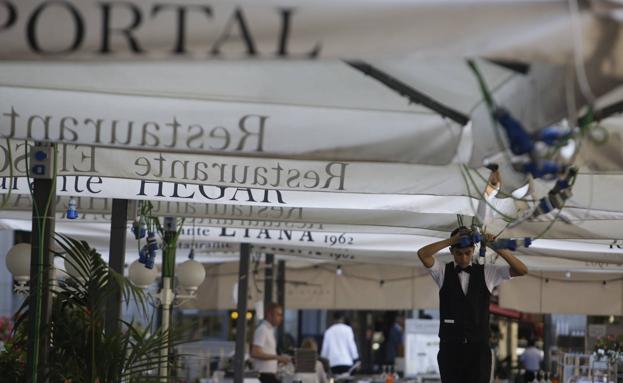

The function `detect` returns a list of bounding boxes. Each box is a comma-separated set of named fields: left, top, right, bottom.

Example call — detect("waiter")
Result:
left=417, top=228, right=528, bottom=383
left=251, top=303, right=291, bottom=383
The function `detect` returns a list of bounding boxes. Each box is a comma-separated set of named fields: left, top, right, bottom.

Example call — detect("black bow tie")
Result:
left=455, top=265, right=472, bottom=274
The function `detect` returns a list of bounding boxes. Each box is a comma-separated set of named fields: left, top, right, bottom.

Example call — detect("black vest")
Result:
left=439, top=262, right=490, bottom=342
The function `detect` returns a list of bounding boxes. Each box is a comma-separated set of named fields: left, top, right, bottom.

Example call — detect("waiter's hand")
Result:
left=277, top=355, right=292, bottom=364
left=449, top=228, right=471, bottom=246
left=484, top=232, right=496, bottom=243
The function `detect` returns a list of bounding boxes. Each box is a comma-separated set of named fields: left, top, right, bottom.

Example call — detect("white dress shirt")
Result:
left=520, top=346, right=543, bottom=371
left=428, top=259, right=511, bottom=294
left=321, top=323, right=359, bottom=367
left=252, top=320, right=278, bottom=373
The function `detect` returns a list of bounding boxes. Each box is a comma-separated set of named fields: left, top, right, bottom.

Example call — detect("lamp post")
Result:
left=159, top=217, right=177, bottom=379
left=28, top=142, right=56, bottom=383
left=126, top=220, right=206, bottom=381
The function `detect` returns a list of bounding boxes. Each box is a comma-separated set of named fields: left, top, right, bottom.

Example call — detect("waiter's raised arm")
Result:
left=417, top=235, right=459, bottom=268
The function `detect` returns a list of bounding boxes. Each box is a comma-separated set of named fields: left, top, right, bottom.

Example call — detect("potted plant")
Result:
left=0, top=234, right=184, bottom=382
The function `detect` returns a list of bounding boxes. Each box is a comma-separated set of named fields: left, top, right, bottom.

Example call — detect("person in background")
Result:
left=385, top=315, right=404, bottom=366
left=321, top=312, right=360, bottom=375
left=251, top=303, right=292, bottom=383
left=301, top=337, right=329, bottom=383
left=521, top=339, right=543, bottom=382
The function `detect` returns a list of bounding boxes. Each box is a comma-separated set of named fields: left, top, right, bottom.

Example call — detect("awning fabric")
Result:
left=0, top=1, right=609, bottom=62
left=1, top=0, right=623, bottom=294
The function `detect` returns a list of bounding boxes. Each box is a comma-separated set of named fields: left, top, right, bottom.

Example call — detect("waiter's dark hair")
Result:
left=332, top=311, right=345, bottom=321
left=450, top=226, right=469, bottom=237
left=450, top=226, right=475, bottom=250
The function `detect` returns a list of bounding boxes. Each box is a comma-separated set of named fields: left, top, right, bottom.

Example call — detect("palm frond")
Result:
left=7, top=234, right=187, bottom=382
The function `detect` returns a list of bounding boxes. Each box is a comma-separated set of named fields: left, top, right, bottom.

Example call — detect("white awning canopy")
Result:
left=1, top=1, right=623, bottom=309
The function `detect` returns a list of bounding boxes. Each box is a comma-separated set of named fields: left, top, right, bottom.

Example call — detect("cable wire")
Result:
left=533, top=203, right=567, bottom=240
left=24, top=141, right=58, bottom=381
left=467, top=60, right=514, bottom=164
left=461, top=165, right=515, bottom=221
left=568, top=0, right=596, bottom=105
left=469, top=166, right=538, bottom=203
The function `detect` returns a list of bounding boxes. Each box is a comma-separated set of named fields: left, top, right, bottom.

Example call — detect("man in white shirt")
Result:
left=251, top=303, right=292, bottom=383
left=321, top=312, right=360, bottom=375
left=520, top=339, right=543, bottom=382
left=417, top=227, right=527, bottom=383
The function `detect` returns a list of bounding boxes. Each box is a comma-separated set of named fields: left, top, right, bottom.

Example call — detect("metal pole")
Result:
left=26, top=149, right=56, bottom=383
left=543, top=314, right=553, bottom=373
left=264, top=253, right=274, bottom=312
left=105, top=199, right=128, bottom=336
left=358, top=312, right=369, bottom=372
left=234, top=243, right=251, bottom=383
left=159, top=217, right=177, bottom=380
left=276, top=260, right=286, bottom=352
left=506, top=320, right=512, bottom=379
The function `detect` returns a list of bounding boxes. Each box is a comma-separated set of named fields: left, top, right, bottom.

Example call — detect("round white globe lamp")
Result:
left=6, top=243, right=31, bottom=282
left=176, top=259, right=206, bottom=294
left=128, top=260, right=158, bottom=289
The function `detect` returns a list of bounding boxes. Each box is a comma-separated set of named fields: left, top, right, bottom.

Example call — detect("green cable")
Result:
left=456, top=214, right=464, bottom=228
left=459, top=164, right=515, bottom=244
left=458, top=164, right=480, bottom=219
left=467, top=60, right=495, bottom=109
left=465, top=61, right=518, bottom=229
left=529, top=168, right=576, bottom=240
left=469, top=166, right=538, bottom=203
left=578, top=107, right=594, bottom=134
left=467, top=61, right=583, bottom=240
left=533, top=202, right=566, bottom=240
left=24, top=141, right=58, bottom=381
left=494, top=221, right=513, bottom=238
left=461, top=165, right=515, bottom=221
left=466, top=60, right=515, bottom=170
left=23, top=142, right=41, bottom=381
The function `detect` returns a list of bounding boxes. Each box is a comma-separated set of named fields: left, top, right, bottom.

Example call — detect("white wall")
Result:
left=499, top=273, right=623, bottom=315
left=187, top=262, right=623, bottom=315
